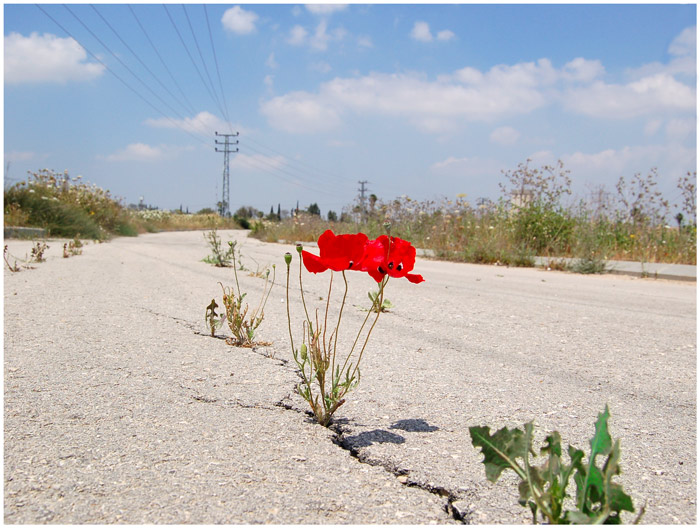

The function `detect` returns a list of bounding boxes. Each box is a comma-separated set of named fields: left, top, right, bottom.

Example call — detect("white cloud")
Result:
left=310, top=61, right=332, bottom=74
left=644, top=119, right=663, bottom=136
left=626, top=26, right=696, bottom=79
left=305, top=4, right=348, bottom=16
left=4, top=32, right=104, bottom=84
left=562, top=58, right=604, bottom=82
left=221, top=6, right=258, bottom=35
left=230, top=153, right=286, bottom=171
left=669, top=26, right=696, bottom=57
left=287, top=21, right=346, bottom=51
left=490, top=126, right=520, bottom=145
left=557, top=144, right=696, bottom=197
left=144, top=111, right=230, bottom=136
left=265, top=53, right=278, bottom=69
left=665, top=118, right=695, bottom=141
left=430, top=156, right=505, bottom=183
left=5, top=151, right=35, bottom=162
left=106, top=143, right=165, bottom=162
left=431, top=156, right=470, bottom=170
left=357, top=35, right=373, bottom=49
left=311, top=20, right=331, bottom=51
left=262, top=52, right=695, bottom=135
left=260, top=92, right=343, bottom=133
left=411, top=21, right=455, bottom=43
left=411, top=21, right=433, bottom=42
left=288, top=25, right=308, bottom=45
left=436, top=29, right=456, bottom=42
left=564, top=73, right=695, bottom=119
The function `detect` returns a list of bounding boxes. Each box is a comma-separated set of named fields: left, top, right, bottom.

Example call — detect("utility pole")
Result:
left=215, top=131, right=239, bottom=217
left=358, top=180, right=369, bottom=223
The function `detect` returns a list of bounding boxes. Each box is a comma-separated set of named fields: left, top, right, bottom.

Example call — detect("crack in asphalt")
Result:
left=182, top=309, right=468, bottom=523
left=330, top=423, right=468, bottom=524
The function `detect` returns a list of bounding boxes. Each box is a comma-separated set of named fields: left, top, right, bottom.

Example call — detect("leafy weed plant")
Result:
left=30, top=241, right=49, bottom=263
left=4, top=246, right=22, bottom=272
left=470, top=405, right=643, bottom=524
left=202, top=229, right=236, bottom=267
left=218, top=245, right=275, bottom=348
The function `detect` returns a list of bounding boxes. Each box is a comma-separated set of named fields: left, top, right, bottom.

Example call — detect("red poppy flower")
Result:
left=358, top=235, right=425, bottom=284
left=302, top=230, right=369, bottom=273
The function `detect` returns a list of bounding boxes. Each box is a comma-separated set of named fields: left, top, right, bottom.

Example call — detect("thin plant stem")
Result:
left=322, top=272, right=333, bottom=357
left=285, top=263, right=295, bottom=355
left=252, top=265, right=275, bottom=323
left=231, top=244, right=242, bottom=294
left=331, top=271, right=349, bottom=379
left=298, top=251, right=312, bottom=331
left=349, top=276, right=387, bottom=381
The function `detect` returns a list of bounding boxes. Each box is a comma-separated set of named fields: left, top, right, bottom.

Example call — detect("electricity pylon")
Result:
left=215, top=131, right=239, bottom=217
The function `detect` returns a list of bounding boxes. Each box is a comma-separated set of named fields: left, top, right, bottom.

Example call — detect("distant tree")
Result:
left=307, top=203, right=321, bottom=216
left=327, top=210, right=338, bottom=222
left=277, top=203, right=281, bottom=221
left=235, top=206, right=259, bottom=219
left=197, top=207, right=216, bottom=215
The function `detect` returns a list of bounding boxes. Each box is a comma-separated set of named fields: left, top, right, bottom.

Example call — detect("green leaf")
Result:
left=469, top=424, right=529, bottom=482
left=590, top=405, right=613, bottom=463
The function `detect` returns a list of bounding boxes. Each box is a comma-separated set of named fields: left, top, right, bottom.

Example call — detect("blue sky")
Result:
left=4, top=3, right=697, bottom=217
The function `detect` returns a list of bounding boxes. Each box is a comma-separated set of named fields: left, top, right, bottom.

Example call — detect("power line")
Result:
left=128, top=4, right=198, bottom=116
left=163, top=5, right=223, bottom=121
left=182, top=5, right=225, bottom=121
left=203, top=4, right=233, bottom=134
left=35, top=4, right=211, bottom=148
left=91, top=5, right=195, bottom=122
left=62, top=4, right=212, bottom=147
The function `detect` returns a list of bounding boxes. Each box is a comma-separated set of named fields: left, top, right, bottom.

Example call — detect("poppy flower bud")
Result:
left=383, top=222, right=392, bottom=234
left=300, top=343, right=307, bottom=361
left=284, top=252, right=292, bottom=266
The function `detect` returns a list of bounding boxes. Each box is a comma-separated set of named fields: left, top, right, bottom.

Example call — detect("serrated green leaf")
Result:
left=469, top=425, right=529, bottom=482
left=590, top=405, right=613, bottom=463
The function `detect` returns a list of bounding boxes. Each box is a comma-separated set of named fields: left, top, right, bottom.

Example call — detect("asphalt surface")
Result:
left=4, top=230, right=696, bottom=524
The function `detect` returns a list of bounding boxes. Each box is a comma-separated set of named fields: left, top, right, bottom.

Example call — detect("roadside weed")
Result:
left=470, top=406, right=643, bottom=524
left=202, top=229, right=236, bottom=267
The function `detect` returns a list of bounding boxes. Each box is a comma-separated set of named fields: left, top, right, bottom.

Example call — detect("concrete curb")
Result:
left=293, top=242, right=696, bottom=282
left=4, top=226, right=47, bottom=239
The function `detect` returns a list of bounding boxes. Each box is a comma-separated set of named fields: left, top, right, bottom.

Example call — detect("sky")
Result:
left=3, top=3, right=697, bottom=217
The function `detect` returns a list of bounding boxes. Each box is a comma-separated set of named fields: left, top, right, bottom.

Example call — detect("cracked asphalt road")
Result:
left=4, top=230, right=696, bottom=524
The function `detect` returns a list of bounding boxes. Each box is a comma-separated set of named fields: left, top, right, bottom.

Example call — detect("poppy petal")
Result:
left=405, top=273, right=425, bottom=284
left=302, top=251, right=328, bottom=273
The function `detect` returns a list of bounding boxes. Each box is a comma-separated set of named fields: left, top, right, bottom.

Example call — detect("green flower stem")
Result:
left=231, top=243, right=241, bottom=294
left=298, top=250, right=312, bottom=332
left=349, top=276, right=387, bottom=381
left=285, top=260, right=295, bottom=355
left=322, top=272, right=333, bottom=357
left=331, top=271, right=349, bottom=380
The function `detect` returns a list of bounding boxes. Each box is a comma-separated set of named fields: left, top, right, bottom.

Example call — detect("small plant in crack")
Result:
left=469, top=405, right=644, bottom=524
left=365, top=289, right=394, bottom=313
left=202, top=228, right=236, bottom=267
left=63, top=237, right=83, bottom=258
left=4, top=245, right=22, bottom=272
left=205, top=298, right=224, bottom=337
left=285, top=226, right=424, bottom=427
left=218, top=244, right=275, bottom=348
left=30, top=241, right=49, bottom=263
